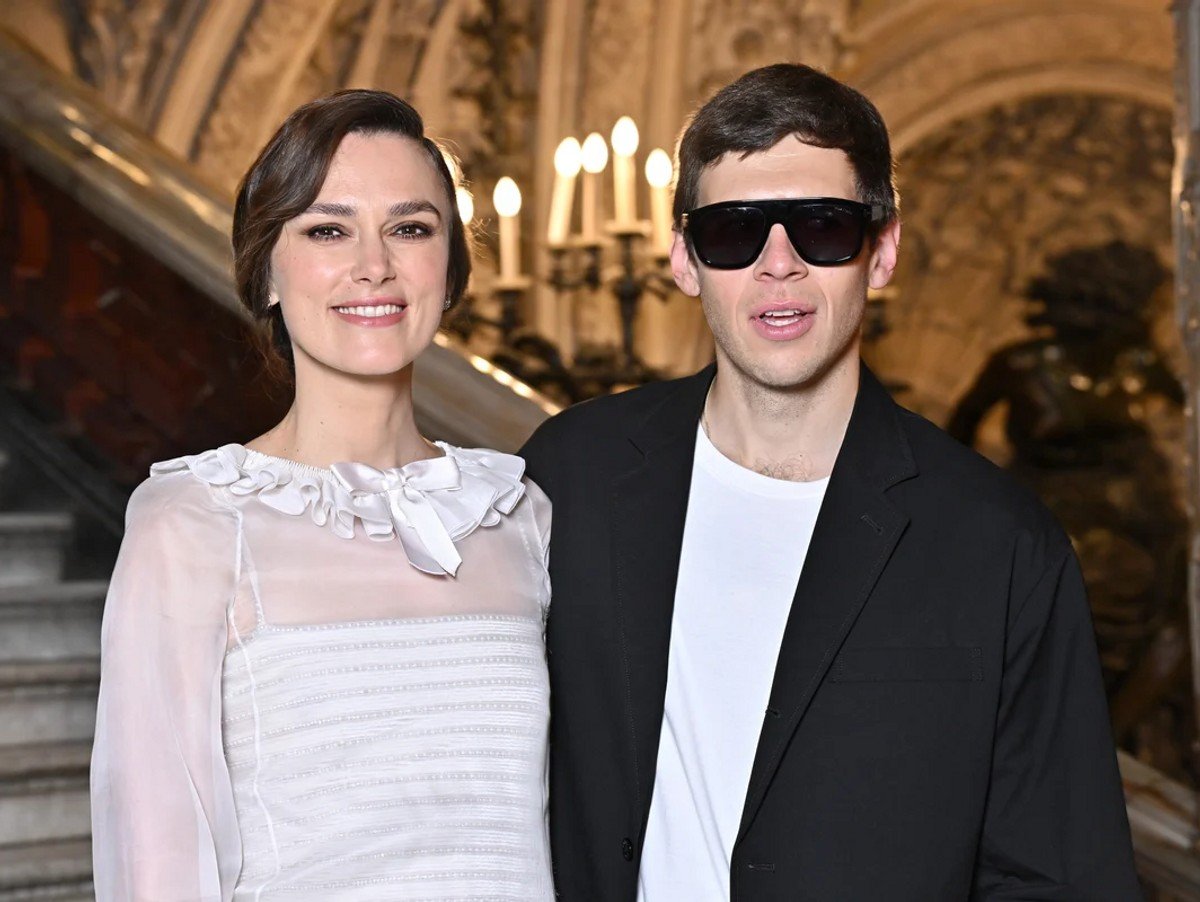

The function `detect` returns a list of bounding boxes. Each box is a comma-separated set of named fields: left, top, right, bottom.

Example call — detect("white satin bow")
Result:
left=331, top=455, right=465, bottom=576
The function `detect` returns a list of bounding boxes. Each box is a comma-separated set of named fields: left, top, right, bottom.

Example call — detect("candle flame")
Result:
left=611, top=116, right=639, bottom=157
left=554, top=137, right=582, bottom=177
left=581, top=132, right=609, bottom=173
left=439, top=147, right=463, bottom=186
left=645, top=149, right=672, bottom=188
left=493, top=177, right=522, bottom=217
left=456, top=187, right=475, bottom=224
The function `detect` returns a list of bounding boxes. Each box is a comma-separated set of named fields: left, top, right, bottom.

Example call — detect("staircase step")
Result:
left=0, top=515, right=73, bottom=587
left=0, top=741, right=91, bottom=781
left=0, top=583, right=105, bottom=662
left=0, top=837, right=92, bottom=899
left=0, top=661, right=98, bottom=747
left=0, top=742, right=90, bottom=847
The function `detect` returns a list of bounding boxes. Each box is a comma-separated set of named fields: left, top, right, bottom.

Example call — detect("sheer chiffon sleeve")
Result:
left=526, top=476, right=552, bottom=569
left=91, top=472, right=242, bottom=901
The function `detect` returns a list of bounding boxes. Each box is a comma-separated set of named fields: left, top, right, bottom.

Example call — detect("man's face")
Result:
left=671, top=136, right=899, bottom=393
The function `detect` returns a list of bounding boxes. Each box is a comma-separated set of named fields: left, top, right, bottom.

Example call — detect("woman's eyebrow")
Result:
left=388, top=199, right=441, bottom=218
left=302, top=202, right=355, bottom=217
left=299, top=200, right=442, bottom=218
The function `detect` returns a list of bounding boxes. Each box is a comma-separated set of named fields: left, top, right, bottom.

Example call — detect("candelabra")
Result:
left=550, top=226, right=676, bottom=382
left=451, top=116, right=682, bottom=403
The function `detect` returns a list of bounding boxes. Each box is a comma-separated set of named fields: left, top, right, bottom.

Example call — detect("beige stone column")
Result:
left=1173, top=0, right=1200, bottom=794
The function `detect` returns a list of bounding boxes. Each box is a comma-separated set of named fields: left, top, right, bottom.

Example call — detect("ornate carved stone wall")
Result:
left=685, top=0, right=850, bottom=104
left=0, top=0, right=1175, bottom=381
left=872, top=95, right=1176, bottom=426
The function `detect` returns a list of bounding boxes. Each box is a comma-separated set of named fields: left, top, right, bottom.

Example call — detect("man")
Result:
left=521, top=64, right=1140, bottom=901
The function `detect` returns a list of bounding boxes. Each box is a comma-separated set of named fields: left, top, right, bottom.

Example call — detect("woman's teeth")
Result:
left=335, top=304, right=404, bottom=317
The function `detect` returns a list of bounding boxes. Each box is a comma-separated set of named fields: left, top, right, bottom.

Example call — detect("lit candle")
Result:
left=610, top=116, right=639, bottom=227
left=548, top=137, right=582, bottom=247
left=456, top=186, right=475, bottom=225
left=580, top=132, right=608, bottom=244
left=440, top=148, right=462, bottom=187
left=493, top=177, right=521, bottom=280
left=645, top=148, right=673, bottom=258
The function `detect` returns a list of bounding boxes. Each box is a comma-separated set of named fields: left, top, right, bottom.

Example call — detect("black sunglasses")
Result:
left=681, top=198, right=887, bottom=269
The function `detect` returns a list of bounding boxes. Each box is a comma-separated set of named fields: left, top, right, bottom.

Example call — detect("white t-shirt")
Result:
left=637, top=425, right=828, bottom=902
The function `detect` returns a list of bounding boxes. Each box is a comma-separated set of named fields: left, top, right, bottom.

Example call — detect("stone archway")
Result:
left=523, top=0, right=1174, bottom=372
left=871, top=94, right=1175, bottom=425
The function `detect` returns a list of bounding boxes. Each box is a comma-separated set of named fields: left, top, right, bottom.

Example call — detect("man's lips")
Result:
left=749, top=302, right=816, bottom=340
left=750, top=301, right=816, bottom=326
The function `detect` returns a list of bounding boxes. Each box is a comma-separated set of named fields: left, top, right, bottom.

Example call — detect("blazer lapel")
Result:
left=737, top=366, right=917, bottom=841
left=610, top=365, right=714, bottom=835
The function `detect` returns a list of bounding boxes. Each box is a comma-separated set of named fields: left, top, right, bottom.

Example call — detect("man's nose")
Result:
left=754, top=223, right=808, bottom=279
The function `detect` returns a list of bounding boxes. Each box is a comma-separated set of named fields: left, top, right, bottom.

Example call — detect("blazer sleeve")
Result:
left=519, top=418, right=561, bottom=501
left=972, top=528, right=1142, bottom=901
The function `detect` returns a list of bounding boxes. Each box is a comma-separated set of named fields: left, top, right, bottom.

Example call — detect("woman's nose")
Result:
left=351, top=234, right=395, bottom=283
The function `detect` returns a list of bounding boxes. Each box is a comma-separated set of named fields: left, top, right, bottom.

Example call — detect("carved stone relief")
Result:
left=370, top=0, right=447, bottom=93
left=872, top=94, right=1175, bottom=430
left=448, top=0, right=540, bottom=180
left=685, top=0, right=850, bottom=106
left=280, top=0, right=377, bottom=119
left=854, top=6, right=1172, bottom=152
left=62, top=0, right=197, bottom=124
left=580, top=0, right=654, bottom=130
left=190, top=0, right=332, bottom=190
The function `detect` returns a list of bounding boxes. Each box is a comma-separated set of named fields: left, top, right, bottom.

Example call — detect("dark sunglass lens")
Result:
left=787, top=205, right=864, bottom=264
left=691, top=207, right=766, bottom=268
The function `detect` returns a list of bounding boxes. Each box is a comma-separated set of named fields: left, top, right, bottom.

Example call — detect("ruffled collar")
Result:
left=150, top=443, right=526, bottom=578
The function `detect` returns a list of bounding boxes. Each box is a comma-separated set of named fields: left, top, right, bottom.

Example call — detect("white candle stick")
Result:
left=610, top=116, right=639, bottom=227
left=493, top=177, right=522, bottom=280
left=580, top=132, right=608, bottom=243
left=645, top=148, right=673, bottom=258
left=548, top=137, right=582, bottom=247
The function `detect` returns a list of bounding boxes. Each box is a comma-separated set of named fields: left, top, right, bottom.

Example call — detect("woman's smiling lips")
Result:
left=749, top=300, right=817, bottom=341
left=331, top=297, right=409, bottom=327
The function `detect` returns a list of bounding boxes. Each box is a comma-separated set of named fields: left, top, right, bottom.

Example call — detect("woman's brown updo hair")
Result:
left=232, top=90, right=471, bottom=380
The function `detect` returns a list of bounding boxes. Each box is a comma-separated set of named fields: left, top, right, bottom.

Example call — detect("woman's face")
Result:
left=270, top=132, right=452, bottom=379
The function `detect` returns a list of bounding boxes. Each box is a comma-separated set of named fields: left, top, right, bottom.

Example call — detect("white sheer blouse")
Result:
left=90, top=442, right=553, bottom=901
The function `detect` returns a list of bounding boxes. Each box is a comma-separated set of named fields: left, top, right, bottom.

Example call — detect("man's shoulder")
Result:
left=527, top=370, right=699, bottom=448
left=893, top=402, right=1061, bottom=539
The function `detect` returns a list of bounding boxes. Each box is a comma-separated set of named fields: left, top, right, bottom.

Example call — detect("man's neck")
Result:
left=703, top=357, right=859, bottom=482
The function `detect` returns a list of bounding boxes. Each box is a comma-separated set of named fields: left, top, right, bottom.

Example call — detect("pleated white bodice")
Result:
left=223, top=616, right=552, bottom=900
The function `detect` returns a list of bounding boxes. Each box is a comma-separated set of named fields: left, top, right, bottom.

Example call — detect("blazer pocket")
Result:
left=829, top=645, right=983, bottom=683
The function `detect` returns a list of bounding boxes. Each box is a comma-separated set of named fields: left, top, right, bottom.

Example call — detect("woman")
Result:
left=90, top=91, right=553, bottom=900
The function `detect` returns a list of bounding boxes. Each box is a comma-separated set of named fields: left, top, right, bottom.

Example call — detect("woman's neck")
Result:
left=247, top=361, right=439, bottom=470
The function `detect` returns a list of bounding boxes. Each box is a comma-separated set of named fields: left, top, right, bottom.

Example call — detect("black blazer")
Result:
left=521, top=363, right=1141, bottom=902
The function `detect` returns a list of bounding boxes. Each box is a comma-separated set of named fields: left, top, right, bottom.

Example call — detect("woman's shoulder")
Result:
left=124, top=445, right=244, bottom=535
left=434, top=442, right=529, bottom=512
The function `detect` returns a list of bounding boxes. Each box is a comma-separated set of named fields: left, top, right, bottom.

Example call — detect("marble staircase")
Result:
left=0, top=438, right=111, bottom=901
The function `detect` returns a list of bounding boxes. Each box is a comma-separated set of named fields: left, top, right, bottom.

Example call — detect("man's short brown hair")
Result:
left=673, top=64, right=898, bottom=229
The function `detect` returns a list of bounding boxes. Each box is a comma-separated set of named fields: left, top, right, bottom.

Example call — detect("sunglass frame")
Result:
left=680, top=197, right=888, bottom=269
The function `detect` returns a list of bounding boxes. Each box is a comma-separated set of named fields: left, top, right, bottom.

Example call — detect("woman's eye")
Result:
left=394, top=222, right=434, bottom=239
left=306, top=224, right=344, bottom=241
